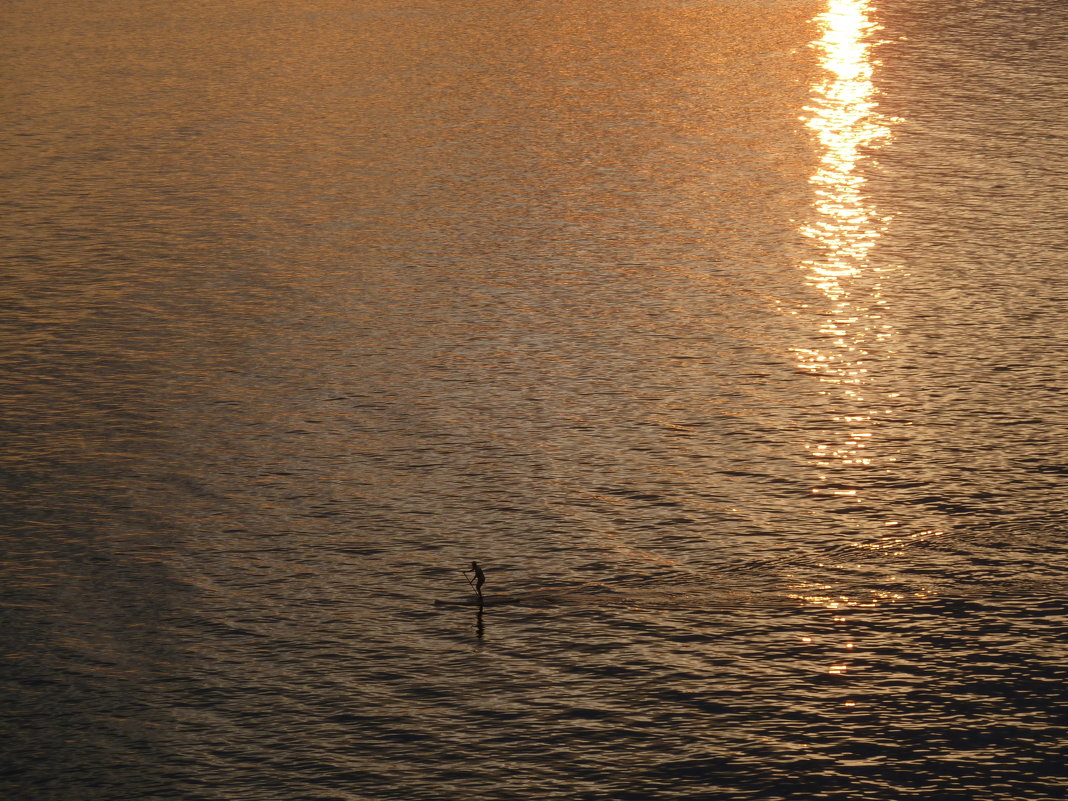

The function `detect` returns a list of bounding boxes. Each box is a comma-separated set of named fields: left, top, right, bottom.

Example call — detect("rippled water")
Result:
left=2, top=1, right=1066, bottom=799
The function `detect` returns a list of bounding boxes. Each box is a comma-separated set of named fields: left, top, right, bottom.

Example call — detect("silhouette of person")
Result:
left=470, top=561, right=485, bottom=598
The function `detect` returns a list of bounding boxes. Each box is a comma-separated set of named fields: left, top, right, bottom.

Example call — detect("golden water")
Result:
left=2, top=1, right=1065, bottom=799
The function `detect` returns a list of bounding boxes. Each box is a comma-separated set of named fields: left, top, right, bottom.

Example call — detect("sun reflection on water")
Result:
left=801, top=0, right=887, bottom=296
left=795, top=0, right=893, bottom=483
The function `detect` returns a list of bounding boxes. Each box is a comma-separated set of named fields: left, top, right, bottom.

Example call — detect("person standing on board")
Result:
left=470, top=561, right=485, bottom=600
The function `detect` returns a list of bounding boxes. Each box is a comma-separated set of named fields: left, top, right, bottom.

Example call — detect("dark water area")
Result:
left=1, top=1, right=1065, bottom=799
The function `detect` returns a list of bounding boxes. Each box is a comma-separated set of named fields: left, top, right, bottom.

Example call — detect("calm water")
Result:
left=2, top=0, right=1066, bottom=799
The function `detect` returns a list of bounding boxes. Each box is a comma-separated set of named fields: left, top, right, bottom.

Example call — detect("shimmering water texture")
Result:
left=1, top=1, right=1066, bottom=800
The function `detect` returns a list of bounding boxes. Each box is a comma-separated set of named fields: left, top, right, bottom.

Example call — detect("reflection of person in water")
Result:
left=470, top=561, right=485, bottom=599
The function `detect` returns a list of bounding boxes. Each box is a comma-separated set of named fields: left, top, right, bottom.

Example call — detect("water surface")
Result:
left=1, top=1, right=1065, bottom=799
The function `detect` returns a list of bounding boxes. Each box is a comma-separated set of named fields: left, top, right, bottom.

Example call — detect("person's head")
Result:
left=471, top=561, right=478, bottom=570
